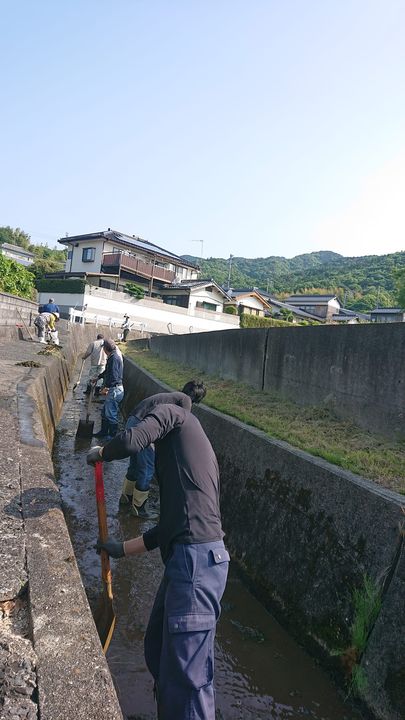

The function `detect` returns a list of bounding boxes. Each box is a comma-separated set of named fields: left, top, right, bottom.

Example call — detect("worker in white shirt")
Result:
left=82, top=333, right=107, bottom=395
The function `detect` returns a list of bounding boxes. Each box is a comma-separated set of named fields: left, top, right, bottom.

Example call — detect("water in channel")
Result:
left=52, top=376, right=365, bottom=720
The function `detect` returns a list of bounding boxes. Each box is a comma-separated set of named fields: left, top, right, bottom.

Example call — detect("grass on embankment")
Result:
left=123, top=344, right=405, bottom=495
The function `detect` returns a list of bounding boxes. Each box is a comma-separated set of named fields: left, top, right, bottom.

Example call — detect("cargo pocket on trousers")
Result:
left=168, top=613, right=216, bottom=690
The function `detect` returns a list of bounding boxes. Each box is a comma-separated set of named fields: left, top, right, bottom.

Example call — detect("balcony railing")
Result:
left=102, top=253, right=176, bottom=283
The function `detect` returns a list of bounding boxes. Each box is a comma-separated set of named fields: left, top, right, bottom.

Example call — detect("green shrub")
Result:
left=0, top=255, right=36, bottom=299
left=224, top=305, right=237, bottom=314
left=124, top=282, right=145, bottom=299
left=240, top=314, right=292, bottom=328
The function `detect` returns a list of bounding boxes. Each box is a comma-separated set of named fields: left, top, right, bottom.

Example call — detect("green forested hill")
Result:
left=182, top=250, right=405, bottom=311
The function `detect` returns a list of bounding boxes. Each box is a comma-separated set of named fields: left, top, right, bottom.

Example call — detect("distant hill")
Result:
left=181, top=250, right=405, bottom=311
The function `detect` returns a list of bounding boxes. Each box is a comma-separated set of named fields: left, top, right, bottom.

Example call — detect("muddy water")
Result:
left=53, top=379, right=365, bottom=720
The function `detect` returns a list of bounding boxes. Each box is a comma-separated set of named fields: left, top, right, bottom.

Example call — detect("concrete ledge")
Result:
left=123, top=355, right=405, bottom=720
left=0, top=324, right=123, bottom=720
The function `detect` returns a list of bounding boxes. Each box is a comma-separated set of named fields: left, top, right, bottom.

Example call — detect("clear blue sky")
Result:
left=1, top=1, right=405, bottom=259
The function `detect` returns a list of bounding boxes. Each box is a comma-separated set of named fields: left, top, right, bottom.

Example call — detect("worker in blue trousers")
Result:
left=93, top=339, right=123, bottom=439
left=87, top=388, right=229, bottom=720
left=119, top=380, right=207, bottom=519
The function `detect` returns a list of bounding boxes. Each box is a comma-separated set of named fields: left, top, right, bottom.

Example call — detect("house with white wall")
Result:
left=0, top=243, right=34, bottom=267
left=285, top=294, right=341, bottom=320
left=160, top=279, right=232, bottom=313
left=225, top=289, right=270, bottom=316
left=41, top=230, right=239, bottom=334
left=55, top=229, right=199, bottom=294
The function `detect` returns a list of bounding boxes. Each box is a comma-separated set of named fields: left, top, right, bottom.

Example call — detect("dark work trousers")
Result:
left=144, top=540, right=230, bottom=720
left=125, top=415, right=155, bottom=491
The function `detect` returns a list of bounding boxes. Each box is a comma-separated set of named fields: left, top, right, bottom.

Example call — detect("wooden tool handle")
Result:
left=94, top=461, right=112, bottom=588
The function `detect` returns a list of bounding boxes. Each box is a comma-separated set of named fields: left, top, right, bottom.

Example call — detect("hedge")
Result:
left=240, top=314, right=292, bottom=328
left=36, top=278, right=86, bottom=294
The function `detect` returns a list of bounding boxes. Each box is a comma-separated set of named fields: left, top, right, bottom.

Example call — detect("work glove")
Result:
left=95, top=538, right=125, bottom=559
left=86, top=446, right=103, bottom=465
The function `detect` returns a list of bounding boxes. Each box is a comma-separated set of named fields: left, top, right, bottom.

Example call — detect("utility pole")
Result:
left=227, top=255, right=234, bottom=290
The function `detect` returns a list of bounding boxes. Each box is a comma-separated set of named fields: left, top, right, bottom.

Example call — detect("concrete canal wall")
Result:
left=0, top=323, right=124, bottom=720
left=149, top=323, right=405, bottom=439
left=122, top=356, right=405, bottom=720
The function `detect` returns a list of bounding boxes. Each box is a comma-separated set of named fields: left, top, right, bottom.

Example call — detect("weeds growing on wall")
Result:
left=341, top=574, right=382, bottom=697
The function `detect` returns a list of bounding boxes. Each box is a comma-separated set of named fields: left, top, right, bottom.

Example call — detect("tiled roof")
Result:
left=162, top=279, right=233, bottom=300
left=371, top=307, right=404, bottom=314
left=286, top=294, right=338, bottom=304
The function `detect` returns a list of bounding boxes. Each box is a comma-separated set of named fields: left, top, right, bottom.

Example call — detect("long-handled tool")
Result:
left=93, top=461, right=116, bottom=653
left=73, top=358, right=85, bottom=391
left=75, top=387, right=95, bottom=438
left=16, top=308, right=35, bottom=342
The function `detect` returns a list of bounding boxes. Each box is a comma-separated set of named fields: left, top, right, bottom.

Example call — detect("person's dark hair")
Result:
left=181, top=379, right=206, bottom=404
left=103, top=339, right=116, bottom=353
left=96, top=333, right=104, bottom=340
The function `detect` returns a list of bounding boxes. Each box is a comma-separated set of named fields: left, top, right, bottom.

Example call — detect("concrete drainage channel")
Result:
left=1, top=327, right=401, bottom=720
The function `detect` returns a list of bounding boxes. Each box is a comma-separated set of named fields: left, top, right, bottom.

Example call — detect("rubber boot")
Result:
left=93, top=416, right=109, bottom=438
left=119, top=476, right=135, bottom=507
left=130, top=488, right=159, bottom=519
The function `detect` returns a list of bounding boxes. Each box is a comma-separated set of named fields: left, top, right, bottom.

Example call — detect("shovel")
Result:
left=93, top=461, right=116, bottom=653
left=73, top=358, right=85, bottom=391
left=75, top=387, right=95, bottom=438
left=16, top=308, right=35, bottom=342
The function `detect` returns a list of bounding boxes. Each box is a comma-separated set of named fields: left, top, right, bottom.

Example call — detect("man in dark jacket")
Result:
left=93, top=339, right=123, bottom=438
left=87, top=400, right=229, bottom=720
left=119, top=380, right=207, bottom=519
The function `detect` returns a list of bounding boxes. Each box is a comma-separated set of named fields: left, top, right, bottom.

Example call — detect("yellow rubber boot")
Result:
left=118, top=477, right=135, bottom=507
left=130, top=488, right=159, bottom=519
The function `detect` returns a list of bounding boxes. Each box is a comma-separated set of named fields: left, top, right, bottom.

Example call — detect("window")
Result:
left=82, top=247, right=96, bottom=262
left=67, top=250, right=72, bottom=260
left=163, top=295, right=189, bottom=308
left=196, top=301, right=217, bottom=312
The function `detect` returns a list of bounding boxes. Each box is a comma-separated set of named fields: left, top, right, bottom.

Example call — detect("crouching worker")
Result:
left=119, top=380, right=207, bottom=519
left=87, top=398, right=229, bottom=720
left=93, top=339, right=123, bottom=439
left=33, top=311, right=57, bottom=344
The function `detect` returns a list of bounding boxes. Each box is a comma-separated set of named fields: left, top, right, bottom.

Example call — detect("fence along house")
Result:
left=55, top=229, right=199, bottom=295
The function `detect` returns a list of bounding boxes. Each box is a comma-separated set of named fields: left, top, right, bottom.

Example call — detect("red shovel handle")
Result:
left=94, top=461, right=112, bottom=586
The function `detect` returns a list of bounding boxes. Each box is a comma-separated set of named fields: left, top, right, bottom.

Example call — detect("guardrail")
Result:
left=69, top=308, right=148, bottom=335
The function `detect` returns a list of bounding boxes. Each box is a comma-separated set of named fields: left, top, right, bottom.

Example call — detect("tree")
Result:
left=0, top=226, right=31, bottom=250
left=396, top=269, right=405, bottom=308
left=0, top=255, right=35, bottom=299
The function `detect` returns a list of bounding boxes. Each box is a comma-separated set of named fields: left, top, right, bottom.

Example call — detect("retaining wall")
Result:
left=122, top=356, right=405, bottom=720
left=150, top=323, right=405, bottom=438
left=0, top=322, right=123, bottom=720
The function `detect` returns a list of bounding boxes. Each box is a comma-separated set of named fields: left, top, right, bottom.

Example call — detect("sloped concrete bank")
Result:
left=149, top=324, right=405, bottom=439
left=122, top=356, right=405, bottom=720
left=0, top=324, right=123, bottom=720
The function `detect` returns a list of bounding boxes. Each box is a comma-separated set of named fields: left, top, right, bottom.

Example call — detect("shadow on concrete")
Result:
left=4, top=487, right=62, bottom=519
